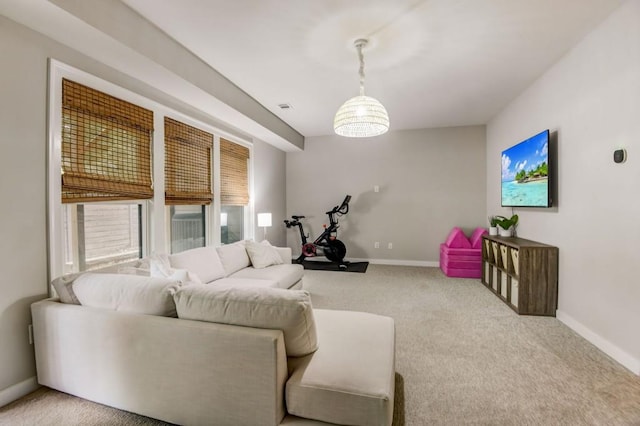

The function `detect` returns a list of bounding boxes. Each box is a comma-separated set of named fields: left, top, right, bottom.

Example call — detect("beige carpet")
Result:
left=2, top=265, right=639, bottom=425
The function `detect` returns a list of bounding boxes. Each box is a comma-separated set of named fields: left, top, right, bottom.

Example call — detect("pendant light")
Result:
left=334, top=39, right=389, bottom=137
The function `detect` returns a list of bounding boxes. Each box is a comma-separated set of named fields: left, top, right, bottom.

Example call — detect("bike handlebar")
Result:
left=326, top=195, right=351, bottom=215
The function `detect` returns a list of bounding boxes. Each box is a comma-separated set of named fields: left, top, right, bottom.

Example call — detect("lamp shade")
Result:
left=257, top=213, right=272, bottom=228
left=334, top=95, right=389, bottom=138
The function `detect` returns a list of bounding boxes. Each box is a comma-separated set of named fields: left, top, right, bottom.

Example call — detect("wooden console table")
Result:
left=481, top=235, right=558, bottom=316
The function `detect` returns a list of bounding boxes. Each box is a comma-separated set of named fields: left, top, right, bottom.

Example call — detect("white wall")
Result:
left=0, top=16, right=49, bottom=406
left=0, top=15, right=288, bottom=405
left=253, top=139, right=287, bottom=247
left=286, top=126, right=487, bottom=264
left=486, top=0, right=640, bottom=374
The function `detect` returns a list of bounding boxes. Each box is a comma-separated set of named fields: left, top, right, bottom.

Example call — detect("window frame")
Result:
left=48, top=59, right=254, bottom=286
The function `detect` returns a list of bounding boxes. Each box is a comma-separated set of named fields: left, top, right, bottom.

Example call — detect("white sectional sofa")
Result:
left=32, top=242, right=396, bottom=426
left=164, top=240, right=305, bottom=289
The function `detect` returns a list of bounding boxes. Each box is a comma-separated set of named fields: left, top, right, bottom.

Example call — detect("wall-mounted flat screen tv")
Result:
left=501, top=129, right=552, bottom=207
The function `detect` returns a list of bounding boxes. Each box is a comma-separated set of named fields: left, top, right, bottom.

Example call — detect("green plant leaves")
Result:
left=494, top=214, right=519, bottom=230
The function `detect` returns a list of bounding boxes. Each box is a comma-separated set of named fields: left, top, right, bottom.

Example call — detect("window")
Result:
left=49, top=62, right=255, bottom=279
left=63, top=203, right=142, bottom=273
left=169, top=205, right=205, bottom=254
left=164, top=117, right=213, bottom=253
left=220, top=138, right=250, bottom=244
left=57, top=79, right=153, bottom=272
left=220, top=205, right=244, bottom=244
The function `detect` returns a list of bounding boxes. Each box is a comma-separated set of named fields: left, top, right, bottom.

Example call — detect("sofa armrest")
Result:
left=275, top=246, right=293, bottom=264
left=31, top=298, right=288, bottom=426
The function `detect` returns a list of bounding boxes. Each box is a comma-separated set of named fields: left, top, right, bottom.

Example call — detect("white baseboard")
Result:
left=349, top=258, right=440, bottom=268
left=0, top=376, right=39, bottom=408
left=556, top=310, right=640, bottom=376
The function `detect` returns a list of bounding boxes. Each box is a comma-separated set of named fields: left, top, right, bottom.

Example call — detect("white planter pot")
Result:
left=498, top=227, right=512, bottom=237
left=489, top=227, right=498, bottom=236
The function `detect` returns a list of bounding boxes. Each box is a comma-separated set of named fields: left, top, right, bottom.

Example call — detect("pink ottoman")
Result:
left=439, top=227, right=487, bottom=278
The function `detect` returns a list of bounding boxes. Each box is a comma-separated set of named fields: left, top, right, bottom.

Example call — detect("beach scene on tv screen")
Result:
left=501, top=130, right=549, bottom=207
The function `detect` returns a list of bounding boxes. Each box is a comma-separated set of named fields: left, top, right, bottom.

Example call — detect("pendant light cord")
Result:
left=355, top=39, right=367, bottom=96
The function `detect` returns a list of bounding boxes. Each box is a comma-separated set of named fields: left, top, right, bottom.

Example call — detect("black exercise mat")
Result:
left=298, top=260, right=368, bottom=273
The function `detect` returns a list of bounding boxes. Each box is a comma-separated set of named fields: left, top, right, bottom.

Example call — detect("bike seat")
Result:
left=292, top=215, right=305, bottom=220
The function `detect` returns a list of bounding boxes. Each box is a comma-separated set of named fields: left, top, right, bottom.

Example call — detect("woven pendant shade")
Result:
left=334, top=39, right=389, bottom=138
left=334, top=95, right=389, bottom=137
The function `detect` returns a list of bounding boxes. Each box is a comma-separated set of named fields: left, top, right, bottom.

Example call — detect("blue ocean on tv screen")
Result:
left=502, top=180, right=548, bottom=206
left=501, top=130, right=549, bottom=207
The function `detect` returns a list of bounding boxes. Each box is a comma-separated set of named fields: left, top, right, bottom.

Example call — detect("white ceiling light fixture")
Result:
left=334, top=38, right=389, bottom=138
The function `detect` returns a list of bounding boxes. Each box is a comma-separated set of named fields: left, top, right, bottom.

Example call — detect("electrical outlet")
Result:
left=28, top=324, right=33, bottom=345
left=388, top=243, right=393, bottom=249
left=374, top=242, right=380, bottom=248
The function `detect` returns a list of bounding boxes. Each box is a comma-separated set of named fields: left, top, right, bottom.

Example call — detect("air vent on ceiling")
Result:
left=278, top=103, right=293, bottom=110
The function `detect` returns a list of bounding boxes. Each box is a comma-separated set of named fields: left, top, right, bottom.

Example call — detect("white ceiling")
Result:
left=120, top=0, right=624, bottom=137
left=0, top=0, right=624, bottom=141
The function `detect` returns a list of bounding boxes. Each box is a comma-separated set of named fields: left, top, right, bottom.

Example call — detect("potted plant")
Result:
left=488, top=216, right=499, bottom=236
left=495, top=214, right=518, bottom=237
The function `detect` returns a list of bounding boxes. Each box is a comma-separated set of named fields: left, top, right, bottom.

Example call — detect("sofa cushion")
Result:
left=229, top=264, right=304, bottom=289
left=286, top=309, right=395, bottom=426
left=469, top=227, right=488, bottom=249
left=216, top=241, right=251, bottom=276
left=439, top=244, right=482, bottom=257
left=245, top=240, right=285, bottom=269
left=173, top=285, right=318, bottom=357
left=443, top=227, right=471, bottom=249
left=72, top=273, right=182, bottom=317
left=169, top=246, right=225, bottom=284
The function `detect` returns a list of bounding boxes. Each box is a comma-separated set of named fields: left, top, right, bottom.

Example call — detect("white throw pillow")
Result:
left=51, top=272, right=84, bottom=304
left=245, top=240, right=285, bottom=269
left=173, top=285, right=318, bottom=357
left=73, top=273, right=182, bottom=317
left=169, top=246, right=225, bottom=284
left=149, top=253, right=202, bottom=284
left=216, top=240, right=251, bottom=276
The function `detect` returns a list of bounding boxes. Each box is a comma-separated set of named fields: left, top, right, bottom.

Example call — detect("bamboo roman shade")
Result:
left=220, top=138, right=250, bottom=206
left=164, top=117, right=213, bottom=205
left=61, top=79, right=154, bottom=203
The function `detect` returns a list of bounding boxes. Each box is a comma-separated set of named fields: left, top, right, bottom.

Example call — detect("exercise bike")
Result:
left=284, top=195, right=351, bottom=266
